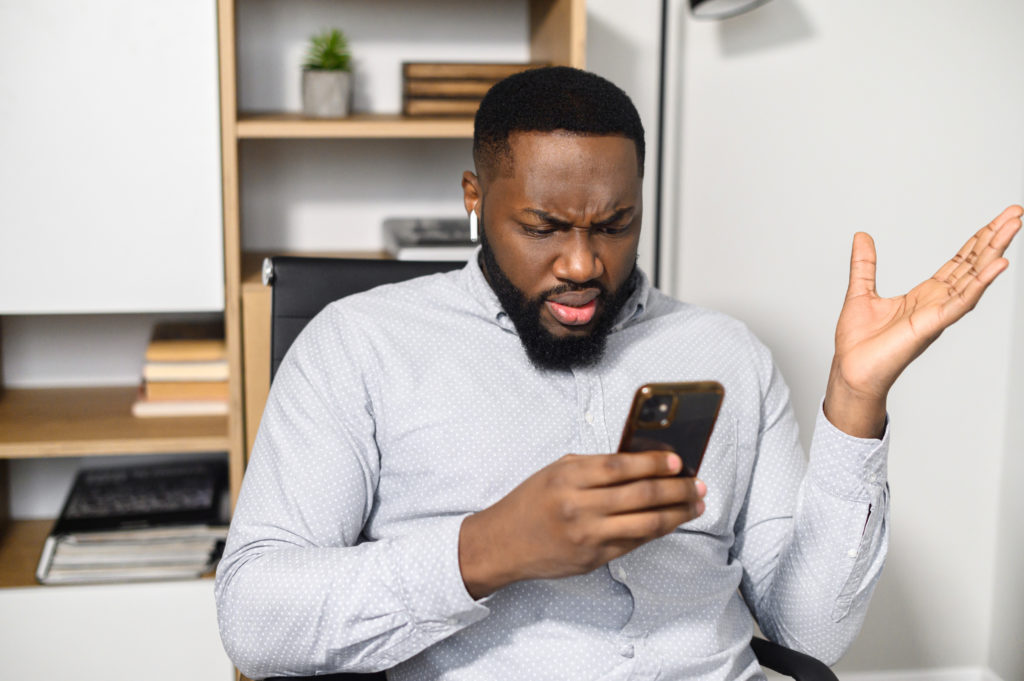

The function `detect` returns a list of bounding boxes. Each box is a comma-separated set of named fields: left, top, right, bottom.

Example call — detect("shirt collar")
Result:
left=459, top=248, right=651, bottom=334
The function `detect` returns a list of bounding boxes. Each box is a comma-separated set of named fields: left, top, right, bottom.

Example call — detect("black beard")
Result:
left=480, top=227, right=639, bottom=372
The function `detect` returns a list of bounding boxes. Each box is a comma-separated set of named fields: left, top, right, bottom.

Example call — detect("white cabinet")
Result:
left=0, top=0, right=224, bottom=314
left=0, top=579, right=232, bottom=681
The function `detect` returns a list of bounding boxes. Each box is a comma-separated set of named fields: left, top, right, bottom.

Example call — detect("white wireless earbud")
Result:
left=469, top=210, right=479, bottom=243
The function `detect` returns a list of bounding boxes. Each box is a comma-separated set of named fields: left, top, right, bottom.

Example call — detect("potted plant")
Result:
left=302, top=28, right=352, bottom=118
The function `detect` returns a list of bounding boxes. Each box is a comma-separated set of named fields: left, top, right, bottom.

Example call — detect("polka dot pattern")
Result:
left=215, top=257, right=890, bottom=680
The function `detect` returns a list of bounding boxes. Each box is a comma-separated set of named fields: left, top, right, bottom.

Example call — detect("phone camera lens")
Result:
left=640, top=396, right=674, bottom=423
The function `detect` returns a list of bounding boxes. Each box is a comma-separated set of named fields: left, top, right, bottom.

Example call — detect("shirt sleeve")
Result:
left=730, top=340, right=890, bottom=665
left=214, top=306, right=490, bottom=679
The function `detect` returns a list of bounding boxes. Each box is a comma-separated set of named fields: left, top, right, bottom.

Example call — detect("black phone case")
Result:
left=617, top=381, right=725, bottom=477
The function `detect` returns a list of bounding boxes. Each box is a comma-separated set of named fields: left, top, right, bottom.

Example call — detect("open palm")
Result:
left=832, top=205, right=1022, bottom=403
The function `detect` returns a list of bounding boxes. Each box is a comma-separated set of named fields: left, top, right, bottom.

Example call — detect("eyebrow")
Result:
left=521, top=207, right=635, bottom=228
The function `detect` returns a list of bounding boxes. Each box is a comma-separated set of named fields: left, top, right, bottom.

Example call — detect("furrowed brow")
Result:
left=522, top=209, right=572, bottom=227
left=590, top=207, right=634, bottom=228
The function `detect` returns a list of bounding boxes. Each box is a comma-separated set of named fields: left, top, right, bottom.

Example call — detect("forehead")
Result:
left=488, top=131, right=640, bottom=209
left=508, top=130, right=638, bottom=177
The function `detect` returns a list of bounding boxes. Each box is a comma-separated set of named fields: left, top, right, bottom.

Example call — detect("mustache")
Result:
left=537, top=281, right=607, bottom=300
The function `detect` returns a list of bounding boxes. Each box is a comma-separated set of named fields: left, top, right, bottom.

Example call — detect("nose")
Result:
left=552, top=228, right=604, bottom=284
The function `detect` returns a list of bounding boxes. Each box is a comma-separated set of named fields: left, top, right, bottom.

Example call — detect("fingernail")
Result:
left=695, top=501, right=706, bottom=516
left=696, top=480, right=707, bottom=497
left=668, top=454, right=682, bottom=473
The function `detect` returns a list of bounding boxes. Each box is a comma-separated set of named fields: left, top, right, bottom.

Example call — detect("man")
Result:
left=215, top=67, right=1021, bottom=680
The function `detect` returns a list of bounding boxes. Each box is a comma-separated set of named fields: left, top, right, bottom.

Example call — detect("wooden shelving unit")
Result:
left=217, top=0, right=587, bottom=510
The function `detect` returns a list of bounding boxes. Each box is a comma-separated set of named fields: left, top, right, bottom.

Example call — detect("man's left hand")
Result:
left=824, top=204, right=1022, bottom=438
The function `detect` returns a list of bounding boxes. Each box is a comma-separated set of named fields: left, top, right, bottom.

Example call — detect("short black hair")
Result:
left=473, top=66, right=645, bottom=182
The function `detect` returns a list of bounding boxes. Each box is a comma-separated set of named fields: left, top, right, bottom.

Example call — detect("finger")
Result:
left=932, top=236, right=978, bottom=284
left=596, top=476, right=704, bottom=515
left=948, top=214, right=1021, bottom=291
left=597, top=503, right=706, bottom=543
left=571, top=451, right=682, bottom=488
left=989, top=207, right=1022, bottom=251
left=988, top=204, right=1024, bottom=239
left=846, top=232, right=877, bottom=299
left=932, top=205, right=1022, bottom=283
left=942, top=257, right=1009, bottom=322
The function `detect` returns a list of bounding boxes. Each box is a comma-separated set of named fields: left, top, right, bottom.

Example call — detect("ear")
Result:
left=461, top=171, right=481, bottom=217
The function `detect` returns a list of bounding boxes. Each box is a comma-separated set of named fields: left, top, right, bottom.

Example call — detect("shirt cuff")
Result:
left=385, top=513, right=491, bottom=634
left=807, top=400, right=889, bottom=502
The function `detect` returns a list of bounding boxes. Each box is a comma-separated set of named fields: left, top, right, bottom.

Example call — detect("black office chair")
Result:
left=261, top=255, right=839, bottom=681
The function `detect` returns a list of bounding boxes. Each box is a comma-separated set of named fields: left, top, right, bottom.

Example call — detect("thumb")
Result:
left=847, top=232, right=877, bottom=299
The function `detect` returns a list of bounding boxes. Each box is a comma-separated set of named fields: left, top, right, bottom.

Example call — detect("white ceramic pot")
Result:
left=302, top=70, right=351, bottom=118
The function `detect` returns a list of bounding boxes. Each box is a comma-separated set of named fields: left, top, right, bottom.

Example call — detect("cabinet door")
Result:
left=0, top=0, right=224, bottom=314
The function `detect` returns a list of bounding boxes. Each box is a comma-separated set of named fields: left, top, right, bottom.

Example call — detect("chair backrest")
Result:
left=265, top=256, right=464, bottom=382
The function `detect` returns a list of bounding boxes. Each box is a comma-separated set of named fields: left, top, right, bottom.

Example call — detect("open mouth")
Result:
left=544, top=290, right=600, bottom=326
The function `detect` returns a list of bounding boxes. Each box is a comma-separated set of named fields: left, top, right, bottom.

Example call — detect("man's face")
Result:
left=464, top=131, right=643, bottom=370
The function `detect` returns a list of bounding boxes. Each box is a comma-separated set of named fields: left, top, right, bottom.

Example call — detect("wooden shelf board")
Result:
left=0, top=519, right=51, bottom=587
left=240, top=250, right=392, bottom=289
left=0, top=387, right=230, bottom=458
left=237, top=112, right=474, bottom=139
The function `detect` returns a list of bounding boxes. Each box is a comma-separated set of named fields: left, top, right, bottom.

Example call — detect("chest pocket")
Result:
left=677, top=416, right=737, bottom=538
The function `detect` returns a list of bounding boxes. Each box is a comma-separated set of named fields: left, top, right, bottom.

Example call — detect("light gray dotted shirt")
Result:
left=215, top=255, right=890, bottom=680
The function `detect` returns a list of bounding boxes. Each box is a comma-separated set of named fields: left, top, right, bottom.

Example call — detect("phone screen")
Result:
left=617, top=382, right=724, bottom=477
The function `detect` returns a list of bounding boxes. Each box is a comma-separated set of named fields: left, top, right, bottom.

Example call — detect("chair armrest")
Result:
left=750, top=636, right=839, bottom=681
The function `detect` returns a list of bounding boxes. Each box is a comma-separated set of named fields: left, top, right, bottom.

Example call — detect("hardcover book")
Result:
left=402, top=62, right=547, bottom=80
left=382, top=217, right=477, bottom=262
left=36, top=460, right=229, bottom=585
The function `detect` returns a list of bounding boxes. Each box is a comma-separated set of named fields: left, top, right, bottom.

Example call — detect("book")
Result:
left=131, top=396, right=230, bottom=418
left=403, top=97, right=483, bottom=117
left=143, top=359, right=230, bottom=382
left=403, top=79, right=497, bottom=98
left=383, top=217, right=477, bottom=262
left=402, top=62, right=547, bottom=80
left=36, top=460, right=229, bottom=585
left=144, top=380, right=230, bottom=402
left=145, top=321, right=226, bottom=362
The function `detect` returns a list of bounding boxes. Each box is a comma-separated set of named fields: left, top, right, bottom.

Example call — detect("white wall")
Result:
left=666, top=0, right=1024, bottom=674
left=988, top=250, right=1024, bottom=679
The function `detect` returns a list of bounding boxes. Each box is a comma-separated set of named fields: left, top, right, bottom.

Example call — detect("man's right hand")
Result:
left=458, top=451, right=707, bottom=599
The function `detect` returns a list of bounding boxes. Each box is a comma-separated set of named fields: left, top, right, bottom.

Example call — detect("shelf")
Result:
left=236, top=113, right=474, bottom=139
left=0, top=518, right=217, bottom=589
left=0, top=387, right=230, bottom=458
left=0, top=519, right=50, bottom=587
left=241, top=250, right=391, bottom=289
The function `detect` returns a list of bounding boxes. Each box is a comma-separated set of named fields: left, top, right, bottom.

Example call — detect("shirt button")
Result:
left=847, top=549, right=857, bottom=558
left=617, top=566, right=627, bottom=580
left=619, top=643, right=635, bottom=658
left=584, top=411, right=594, bottom=424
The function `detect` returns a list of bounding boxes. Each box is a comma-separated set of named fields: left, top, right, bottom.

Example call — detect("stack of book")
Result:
left=132, top=321, right=229, bottom=418
left=36, top=460, right=229, bottom=585
left=383, top=217, right=477, bottom=261
left=402, top=62, right=547, bottom=117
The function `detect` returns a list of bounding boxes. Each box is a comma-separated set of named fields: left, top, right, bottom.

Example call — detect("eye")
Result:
left=598, top=222, right=632, bottom=236
left=519, top=223, right=559, bottom=237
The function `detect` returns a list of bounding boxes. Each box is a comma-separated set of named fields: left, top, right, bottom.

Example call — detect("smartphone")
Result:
left=617, top=381, right=725, bottom=477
